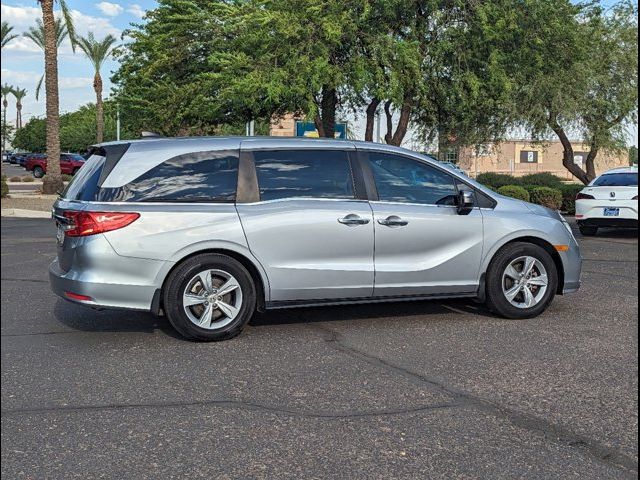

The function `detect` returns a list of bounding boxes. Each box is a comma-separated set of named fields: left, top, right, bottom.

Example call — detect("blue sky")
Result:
left=1, top=0, right=156, bottom=123
left=1, top=0, right=637, bottom=146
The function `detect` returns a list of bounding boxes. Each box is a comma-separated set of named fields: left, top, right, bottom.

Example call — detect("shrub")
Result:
left=559, top=184, right=585, bottom=215
left=9, top=176, right=22, bottom=182
left=476, top=173, right=520, bottom=189
left=498, top=185, right=531, bottom=202
left=21, top=176, right=35, bottom=182
left=530, top=187, right=563, bottom=210
left=62, top=174, right=73, bottom=182
left=1, top=175, right=8, bottom=198
left=520, top=173, right=564, bottom=188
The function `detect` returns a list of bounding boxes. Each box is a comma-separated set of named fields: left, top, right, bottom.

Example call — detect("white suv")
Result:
left=575, top=166, right=638, bottom=236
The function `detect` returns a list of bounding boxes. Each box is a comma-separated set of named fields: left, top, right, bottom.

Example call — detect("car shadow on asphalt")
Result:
left=52, top=297, right=497, bottom=337
left=249, top=298, right=497, bottom=328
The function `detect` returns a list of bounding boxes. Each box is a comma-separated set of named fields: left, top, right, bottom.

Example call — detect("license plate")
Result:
left=56, top=225, right=65, bottom=245
left=603, top=207, right=620, bottom=217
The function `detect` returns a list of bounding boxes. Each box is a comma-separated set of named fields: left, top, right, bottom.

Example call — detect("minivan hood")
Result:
left=523, top=201, right=563, bottom=221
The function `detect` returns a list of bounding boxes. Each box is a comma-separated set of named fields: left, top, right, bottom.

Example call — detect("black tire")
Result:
left=485, top=242, right=558, bottom=319
left=579, top=225, right=598, bottom=236
left=33, top=166, right=44, bottom=178
left=163, top=253, right=256, bottom=341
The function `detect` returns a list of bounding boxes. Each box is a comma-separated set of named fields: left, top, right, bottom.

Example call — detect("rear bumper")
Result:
left=49, top=259, right=159, bottom=311
left=578, top=218, right=638, bottom=229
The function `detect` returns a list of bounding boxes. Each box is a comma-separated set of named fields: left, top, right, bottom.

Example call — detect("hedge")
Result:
left=1, top=175, right=8, bottom=198
left=530, top=187, right=563, bottom=210
left=519, top=173, right=564, bottom=188
left=559, top=184, right=585, bottom=215
left=498, top=185, right=531, bottom=202
left=476, top=173, right=520, bottom=189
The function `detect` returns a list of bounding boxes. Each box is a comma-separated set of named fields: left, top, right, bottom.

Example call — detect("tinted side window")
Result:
left=98, top=150, right=239, bottom=202
left=254, top=150, right=355, bottom=201
left=62, top=154, right=105, bottom=201
left=368, top=153, right=458, bottom=205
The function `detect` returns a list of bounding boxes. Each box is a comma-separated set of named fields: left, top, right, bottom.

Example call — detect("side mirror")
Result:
left=457, top=190, right=475, bottom=215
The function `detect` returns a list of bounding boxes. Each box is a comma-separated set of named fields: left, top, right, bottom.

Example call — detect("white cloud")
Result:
left=127, top=4, right=146, bottom=19
left=95, top=2, right=124, bottom=17
left=0, top=5, right=41, bottom=29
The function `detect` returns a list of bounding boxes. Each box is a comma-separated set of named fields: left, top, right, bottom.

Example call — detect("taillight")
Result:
left=63, top=211, right=140, bottom=237
left=576, top=192, right=595, bottom=200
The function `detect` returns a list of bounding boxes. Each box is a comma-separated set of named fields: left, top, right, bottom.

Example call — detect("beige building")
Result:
left=456, top=140, right=628, bottom=180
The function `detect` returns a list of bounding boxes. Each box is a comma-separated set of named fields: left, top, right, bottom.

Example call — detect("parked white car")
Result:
left=575, top=166, right=638, bottom=236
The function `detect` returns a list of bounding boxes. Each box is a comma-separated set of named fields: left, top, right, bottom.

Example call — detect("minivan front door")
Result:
left=236, top=147, right=374, bottom=303
left=362, top=150, right=484, bottom=297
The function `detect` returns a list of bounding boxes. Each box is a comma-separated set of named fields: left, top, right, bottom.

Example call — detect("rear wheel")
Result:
left=163, top=253, right=256, bottom=341
left=486, top=242, right=558, bottom=319
left=579, top=225, right=598, bottom=236
left=33, top=166, right=44, bottom=178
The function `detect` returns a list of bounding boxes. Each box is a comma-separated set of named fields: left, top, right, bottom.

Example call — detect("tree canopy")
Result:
left=111, top=0, right=638, bottom=181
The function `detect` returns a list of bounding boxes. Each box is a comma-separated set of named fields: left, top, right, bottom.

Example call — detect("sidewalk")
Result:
left=1, top=193, right=57, bottom=218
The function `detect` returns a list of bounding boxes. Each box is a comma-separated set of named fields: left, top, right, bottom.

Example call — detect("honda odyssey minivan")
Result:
left=50, top=137, right=582, bottom=341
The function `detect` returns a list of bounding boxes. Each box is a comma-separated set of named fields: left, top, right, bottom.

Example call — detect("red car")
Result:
left=25, top=153, right=86, bottom=178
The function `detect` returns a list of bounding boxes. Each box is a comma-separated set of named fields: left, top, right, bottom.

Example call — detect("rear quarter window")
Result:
left=62, top=154, right=106, bottom=201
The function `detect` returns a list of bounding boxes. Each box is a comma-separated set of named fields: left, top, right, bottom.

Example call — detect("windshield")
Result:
left=592, top=173, right=638, bottom=187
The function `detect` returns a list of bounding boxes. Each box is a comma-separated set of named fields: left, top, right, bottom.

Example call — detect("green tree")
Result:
left=630, top=146, right=638, bottom=166
left=24, top=17, right=69, bottom=100
left=2, top=84, right=15, bottom=157
left=13, top=102, right=137, bottom=153
left=1, top=21, right=18, bottom=49
left=77, top=33, right=118, bottom=143
left=503, top=0, right=637, bottom=184
left=577, top=2, right=638, bottom=177
left=36, top=0, right=77, bottom=194
left=12, top=88, right=28, bottom=129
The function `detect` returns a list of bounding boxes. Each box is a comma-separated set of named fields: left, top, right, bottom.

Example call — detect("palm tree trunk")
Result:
left=40, top=0, right=63, bottom=194
left=2, top=98, right=7, bottom=157
left=94, top=72, right=104, bottom=143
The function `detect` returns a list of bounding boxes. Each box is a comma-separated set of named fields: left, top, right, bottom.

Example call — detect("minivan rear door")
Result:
left=236, top=141, right=375, bottom=303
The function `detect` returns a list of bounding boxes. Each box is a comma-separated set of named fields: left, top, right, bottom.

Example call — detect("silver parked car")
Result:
left=50, top=137, right=582, bottom=341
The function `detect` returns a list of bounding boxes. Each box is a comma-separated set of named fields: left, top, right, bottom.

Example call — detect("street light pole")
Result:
left=116, top=104, right=121, bottom=141
left=375, top=111, right=381, bottom=143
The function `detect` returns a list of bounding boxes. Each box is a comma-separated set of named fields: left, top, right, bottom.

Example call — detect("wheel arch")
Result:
left=484, top=236, right=565, bottom=296
left=154, top=248, right=269, bottom=315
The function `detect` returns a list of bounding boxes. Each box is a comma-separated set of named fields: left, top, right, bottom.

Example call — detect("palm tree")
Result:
left=1, top=21, right=18, bottom=49
left=77, top=33, right=117, bottom=143
left=2, top=84, right=15, bottom=159
left=24, top=17, right=69, bottom=100
left=12, top=88, right=28, bottom=129
left=37, top=0, right=76, bottom=194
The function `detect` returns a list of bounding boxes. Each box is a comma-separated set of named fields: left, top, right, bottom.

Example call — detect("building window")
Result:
left=445, top=150, right=459, bottom=163
left=574, top=152, right=588, bottom=166
left=520, top=151, right=539, bottom=164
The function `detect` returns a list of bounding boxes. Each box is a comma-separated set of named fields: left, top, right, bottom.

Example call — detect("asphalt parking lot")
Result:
left=1, top=218, right=637, bottom=479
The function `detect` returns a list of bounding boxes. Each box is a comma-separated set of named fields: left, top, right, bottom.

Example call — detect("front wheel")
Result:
left=163, top=253, right=256, bottom=341
left=33, top=166, right=44, bottom=178
left=485, top=242, right=558, bottom=319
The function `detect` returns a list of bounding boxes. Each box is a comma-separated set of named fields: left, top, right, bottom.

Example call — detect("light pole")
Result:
left=116, top=104, right=121, bottom=141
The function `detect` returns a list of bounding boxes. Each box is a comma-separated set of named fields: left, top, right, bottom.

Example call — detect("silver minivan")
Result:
left=50, top=137, right=582, bottom=341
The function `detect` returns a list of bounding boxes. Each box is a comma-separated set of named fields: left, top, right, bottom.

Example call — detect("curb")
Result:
left=1, top=208, right=51, bottom=219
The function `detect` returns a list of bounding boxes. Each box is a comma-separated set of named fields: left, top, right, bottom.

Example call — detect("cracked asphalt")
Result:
left=1, top=218, right=638, bottom=479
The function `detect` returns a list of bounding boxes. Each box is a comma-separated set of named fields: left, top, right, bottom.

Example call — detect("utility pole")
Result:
left=116, top=104, right=121, bottom=141
left=375, top=111, right=381, bottom=143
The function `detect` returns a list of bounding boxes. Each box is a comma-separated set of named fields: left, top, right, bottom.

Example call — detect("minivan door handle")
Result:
left=338, top=214, right=371, bottom=226
left=377, top=216, right=409, bottom=227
